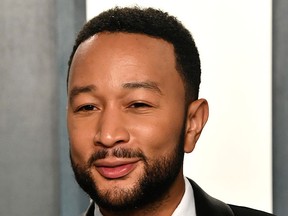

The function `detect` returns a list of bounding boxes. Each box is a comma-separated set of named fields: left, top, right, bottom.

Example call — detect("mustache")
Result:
left=88, top=148, right=147, bottom=167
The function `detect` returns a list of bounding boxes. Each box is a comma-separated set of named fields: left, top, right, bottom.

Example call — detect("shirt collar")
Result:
left=171, top=177, right=196, bottom=216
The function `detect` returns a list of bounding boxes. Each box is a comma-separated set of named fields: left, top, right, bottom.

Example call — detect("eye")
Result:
left=129, top=102, right=152, bottom=109
left=76, top=104, right=97, bottom=112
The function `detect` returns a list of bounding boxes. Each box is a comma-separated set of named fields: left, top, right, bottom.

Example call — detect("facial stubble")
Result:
left=70, top=128, right=185, bottom=214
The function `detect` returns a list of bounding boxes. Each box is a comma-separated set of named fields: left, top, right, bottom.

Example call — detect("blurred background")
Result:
left=0, top=0, right=287, bottom=215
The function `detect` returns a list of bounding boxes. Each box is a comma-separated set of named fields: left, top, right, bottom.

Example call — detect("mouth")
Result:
left=94, top=158, right=140, bottom=179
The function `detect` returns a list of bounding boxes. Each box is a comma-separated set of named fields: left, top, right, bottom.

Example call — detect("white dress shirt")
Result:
left=94, top=177, right=196, bottom=216
left=172, top=177, right=196, bottom=216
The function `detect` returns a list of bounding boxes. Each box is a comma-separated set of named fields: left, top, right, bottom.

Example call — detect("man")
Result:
left=67, top=7, right=275, bottom=216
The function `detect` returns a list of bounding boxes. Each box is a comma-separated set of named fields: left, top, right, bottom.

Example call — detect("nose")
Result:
left=93, top=107, right=130, bottom=147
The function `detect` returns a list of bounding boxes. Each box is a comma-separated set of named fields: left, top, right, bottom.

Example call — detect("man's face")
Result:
left=67, top=33, right=187, bottom=211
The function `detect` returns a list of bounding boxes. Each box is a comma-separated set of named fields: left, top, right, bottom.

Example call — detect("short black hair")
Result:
left=68, top=6, right=201, bottom=103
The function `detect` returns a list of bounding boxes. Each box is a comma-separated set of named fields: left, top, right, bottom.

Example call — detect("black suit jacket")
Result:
left=84, top=178, right=275, bottom=216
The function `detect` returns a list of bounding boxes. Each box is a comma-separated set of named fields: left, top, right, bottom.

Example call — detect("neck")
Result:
left=100, top=173, right=186, bottom=216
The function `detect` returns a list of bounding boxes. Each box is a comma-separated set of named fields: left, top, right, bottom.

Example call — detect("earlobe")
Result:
left=184, top=99, right=209, bottom=153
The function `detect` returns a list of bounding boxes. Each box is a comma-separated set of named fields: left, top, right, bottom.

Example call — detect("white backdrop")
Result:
left=86, top=0, right=272, bottom=213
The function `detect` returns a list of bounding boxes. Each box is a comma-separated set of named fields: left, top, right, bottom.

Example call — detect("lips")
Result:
left=94, top=158, right=140, bottom=179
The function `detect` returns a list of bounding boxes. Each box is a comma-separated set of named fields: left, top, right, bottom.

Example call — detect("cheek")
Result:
left=68, top=116, right=95, bottom=164
left=131, top=113, right=184, bottom=156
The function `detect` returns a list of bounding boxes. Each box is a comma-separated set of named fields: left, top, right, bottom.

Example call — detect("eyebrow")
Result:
left=68, top=81, right=162, bottom=104
left=69, top=85, right=96, bottom=104
left=122, top=81, right=163, bottom=95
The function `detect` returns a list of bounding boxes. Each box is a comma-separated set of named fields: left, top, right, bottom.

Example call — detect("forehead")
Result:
left=68, top=33, right=184, bottom=95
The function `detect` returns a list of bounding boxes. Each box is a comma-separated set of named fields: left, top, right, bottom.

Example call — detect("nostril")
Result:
left=115, top=139, right=125, bottom=144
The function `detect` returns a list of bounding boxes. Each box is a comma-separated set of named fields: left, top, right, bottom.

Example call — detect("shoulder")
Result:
left=229, top=205, right=275, bottom=216
left=187, top=178, right=275, bottom=216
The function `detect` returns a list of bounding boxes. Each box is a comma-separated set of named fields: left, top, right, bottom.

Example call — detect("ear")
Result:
left=184, top=99, right=209, bottom=153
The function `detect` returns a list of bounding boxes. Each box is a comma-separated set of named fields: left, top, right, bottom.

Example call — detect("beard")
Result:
left=70, top=129, right=185, bottom=213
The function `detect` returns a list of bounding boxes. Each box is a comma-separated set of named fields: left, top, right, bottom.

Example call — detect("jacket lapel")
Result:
left=188, top=178, right=234, bottom=216
left=83, top=201, right=94, bottom=216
